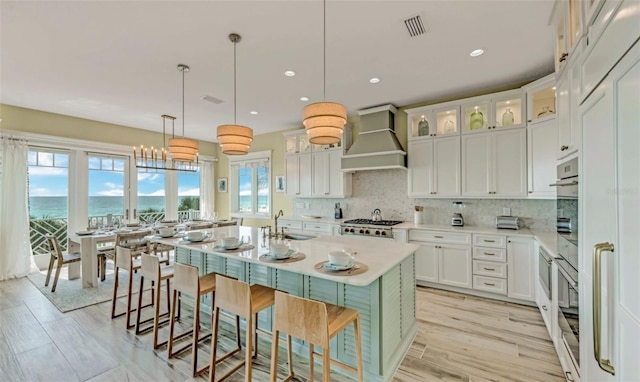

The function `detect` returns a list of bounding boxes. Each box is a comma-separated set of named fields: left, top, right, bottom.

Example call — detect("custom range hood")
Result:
left=341, top=104, right=406, bottom=172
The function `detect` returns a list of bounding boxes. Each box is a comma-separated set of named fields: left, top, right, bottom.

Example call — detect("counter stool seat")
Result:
left=135, top=255, right=175, bottom=349
left=111, top=246, right=149, bottom=329
left=208, top=275, right=276, bottom=382
left=269, top=291, right=364, bottom=382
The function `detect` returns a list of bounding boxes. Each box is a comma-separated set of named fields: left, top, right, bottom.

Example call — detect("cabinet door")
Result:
left=312, top=151, right=329, bottom=197
left=285, top=155, right=299, bottom=197
left=407, top=140, right=433, bottom=197
left=492, top=92, right=526, bottom=130
left=493, top=129, right=527, bottom=197
left=461, top=133, right=491, bottom=196
left=414, top=243, right=438, bottom=283
left=556, top=75, right=573, bottom=158
left=462, top=100, right=490, bottom=133
left=433, top=136, right=460, bottom=196
left=507, top=237, right=535, bottom=301
left=328, top=150, right=348, bottom=197
left=438, top=244, right=472, bottom=289
left=527, top=119, right=558, bottom=198
left=298, top=154, right=312, bottom=197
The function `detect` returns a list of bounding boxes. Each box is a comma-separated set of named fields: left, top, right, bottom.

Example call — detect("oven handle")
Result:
left=593, top=242, right=616, bottom=376
left=556, top=263, right=578, bottom=289
left=549, top=180, right=579, bottom=187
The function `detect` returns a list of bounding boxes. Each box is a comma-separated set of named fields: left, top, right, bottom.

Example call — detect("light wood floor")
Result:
left=0, top=277, right=564, bottom=381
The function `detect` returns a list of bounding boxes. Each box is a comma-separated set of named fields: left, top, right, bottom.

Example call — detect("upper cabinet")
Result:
left=407, top=105, right=460, bottom=139
left=461, top=90, right=526, bottom=133
left=283, top=128, right=352, bottom=199
left=551, top=0, right=585, bottom=74
left=525, top=74, right=557, bottom=125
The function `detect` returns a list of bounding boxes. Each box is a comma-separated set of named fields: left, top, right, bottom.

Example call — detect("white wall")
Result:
left=292, top=169, right=556, bottom=232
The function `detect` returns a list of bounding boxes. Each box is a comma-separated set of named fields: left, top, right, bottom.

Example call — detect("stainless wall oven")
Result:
left=538, top=246, right=553, bottom=299
left=553, top=157, right=580, bottom=372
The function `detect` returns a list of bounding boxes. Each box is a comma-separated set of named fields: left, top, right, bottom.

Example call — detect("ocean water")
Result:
left=28, top=196, right=194, bottom=218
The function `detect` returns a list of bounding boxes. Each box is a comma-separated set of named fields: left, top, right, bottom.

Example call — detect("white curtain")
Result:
left=0, top=136, right=33, bottom=280
left=199, top=160, right=215, bottom=218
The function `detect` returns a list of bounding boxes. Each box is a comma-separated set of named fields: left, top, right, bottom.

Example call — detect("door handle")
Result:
left=125, top=209, right=129, bottom=220
left=593, top=242, right=616, bottom=375
left=133, top=208, right=137, bottom=219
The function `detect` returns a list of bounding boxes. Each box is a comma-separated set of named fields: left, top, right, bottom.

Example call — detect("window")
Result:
left=137, top=169, right=166, bottom=224
left=178, top=168, right=200, bottom=220
left=88, top=155, right=126, bottom=227
left=229, top=151, right=271, bottom=218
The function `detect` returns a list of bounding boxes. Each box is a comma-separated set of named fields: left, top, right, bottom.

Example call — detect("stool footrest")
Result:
left=135, top=314, right=170, bottom=335
left=312, top=352, right=359, bottom=374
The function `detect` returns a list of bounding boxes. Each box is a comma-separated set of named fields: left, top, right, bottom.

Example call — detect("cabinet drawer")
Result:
left=473, top=275, right=507, bottom=295
left=302, top=221, right=331, bottom=234
left=473, top=234, right=506, bottom=248
left=279, top=219, right=302, bottom=231
left=472, top=247, right=507, bottom=262
left=472, top=260, right=507, bottom=279
left=409, top=230, right=471, bottom=245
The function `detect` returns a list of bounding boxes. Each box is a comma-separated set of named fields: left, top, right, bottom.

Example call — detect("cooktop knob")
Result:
left=359, top=229, right=365, bottom=234
left=375, top=230, right=380, bottom=235
left=381, top=231, right=387, bottom=236
left=365, top=230, right=370, bottom=234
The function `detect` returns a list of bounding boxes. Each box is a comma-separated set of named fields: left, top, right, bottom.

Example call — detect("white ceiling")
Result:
left=1, top=0, right=555, bottom=143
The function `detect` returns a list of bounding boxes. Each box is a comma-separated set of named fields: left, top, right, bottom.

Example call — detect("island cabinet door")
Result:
left=204, top=253, right=224, bottom=275
left=438, top=244, right=472, bottom=289
left=175, top=247, right=203, bottom=272
left=337, top=281, right=378, bottom=372
left=305, top=276, right=340, bottom=356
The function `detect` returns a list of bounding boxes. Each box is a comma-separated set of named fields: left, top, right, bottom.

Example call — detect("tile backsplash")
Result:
left=292, top=169, right=556, bottom=232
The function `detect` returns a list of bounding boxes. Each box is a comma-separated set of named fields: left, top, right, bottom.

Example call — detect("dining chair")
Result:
left=44, top=235, right=82, bottom=293
left=101, top=230, right=156, bottom=281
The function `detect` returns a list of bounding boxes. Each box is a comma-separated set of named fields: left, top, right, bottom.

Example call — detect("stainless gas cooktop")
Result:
left=340, top=219, right=403, bottom=238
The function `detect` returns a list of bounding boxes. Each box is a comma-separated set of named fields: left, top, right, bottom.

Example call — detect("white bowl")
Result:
left=222, top=236, right=241, bottom=248
left=159, top=227, right=174, bottom=237
left=328, top=251, right=352, bottom=266
left=271, top=242, right=290, bottom=258
left=187, top=231, right=204, bottom=241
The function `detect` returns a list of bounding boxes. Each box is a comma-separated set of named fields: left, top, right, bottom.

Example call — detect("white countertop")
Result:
left=155, top=226, right=419, bottom=287
left=397, top=222, right=535, bottom=236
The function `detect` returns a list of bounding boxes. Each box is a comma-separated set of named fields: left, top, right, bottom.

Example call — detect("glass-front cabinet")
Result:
left=461, top=90, right=525, bottom=134
left=285, top=133, right=310, bottom=154
left=551, top=0, right=585, bottom=74
left=406, top=105, right=459, bottom=139
left=525, top=74, right=556, bottom=125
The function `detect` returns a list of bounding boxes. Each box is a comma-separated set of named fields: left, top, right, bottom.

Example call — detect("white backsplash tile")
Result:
left=292, top=169, right=556, bottom=232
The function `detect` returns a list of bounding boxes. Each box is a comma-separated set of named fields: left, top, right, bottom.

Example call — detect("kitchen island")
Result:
left=155, top=225, right=418, bottom=382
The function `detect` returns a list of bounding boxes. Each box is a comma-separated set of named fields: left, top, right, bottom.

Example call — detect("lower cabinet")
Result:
left=506, top=236, right=535, bottom=301
left=438, top=244, right=472, bottom=288
left=411, top=230, right=472, bottom=288
left=414, top=244, right=438, bottom=283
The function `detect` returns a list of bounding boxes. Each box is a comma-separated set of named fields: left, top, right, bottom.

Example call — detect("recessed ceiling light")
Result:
left=284, top=70, right=296, bottom=77
left=470, top=49, right=484, bottom=57
left=369, top=77, right=381, bottom=84
left=300, top=96, right=309, bottom=102
left=250, top=111, right=258, bottom=115
left=552, top=86, right=556, bottom=90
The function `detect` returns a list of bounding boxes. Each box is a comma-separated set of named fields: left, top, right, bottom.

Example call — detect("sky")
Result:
left=27, top=151, right=199, bottom=197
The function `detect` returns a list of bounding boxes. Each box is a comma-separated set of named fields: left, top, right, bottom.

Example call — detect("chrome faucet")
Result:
left=274, top=210, right=284, bottom=238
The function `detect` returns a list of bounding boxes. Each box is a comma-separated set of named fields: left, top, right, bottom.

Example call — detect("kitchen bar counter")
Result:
left=156, top=225, right=418, bottom=382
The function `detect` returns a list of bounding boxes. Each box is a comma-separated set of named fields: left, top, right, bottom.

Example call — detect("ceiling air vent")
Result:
left=404, top=14, right=426, bottom=37
left=201, top=95, right=223, bottom=104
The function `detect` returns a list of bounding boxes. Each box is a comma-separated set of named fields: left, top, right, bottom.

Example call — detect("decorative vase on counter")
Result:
left=502, top=108, right=514, bottom=126
left=470, top=108, right=484, bottom=130
left=418, top=115, right=429, bottom=136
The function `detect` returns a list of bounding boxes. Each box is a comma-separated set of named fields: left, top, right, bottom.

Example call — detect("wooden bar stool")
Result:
left=208, top=274, right=276, bottom=382
left=269, top=291, right=364, bottom=382
left=135, top=254, right=174, bottom=349
left=167, top=263, right=219, bottom=377
left=111, top=246, right=150, bottom=329
left=44, top=235, right=81, bottom=293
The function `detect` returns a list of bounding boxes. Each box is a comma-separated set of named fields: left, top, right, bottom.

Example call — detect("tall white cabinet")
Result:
left=579, top=25, right=640, bottom=382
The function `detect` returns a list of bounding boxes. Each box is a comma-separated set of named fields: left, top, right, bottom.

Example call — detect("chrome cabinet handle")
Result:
left=484, top=252, right=495, bottom=256
left=593, top=242, right=616, bottom=376
left=483, top=267, right=495, bottom=271
left=434, top=235, right=444, bottom=238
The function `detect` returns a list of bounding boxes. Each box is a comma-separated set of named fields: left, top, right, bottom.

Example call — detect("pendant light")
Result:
left=302, top=0, right=347, bottom=145
left=168, top=64, right=199, bottom=162
left=217, top=33, right=253, bottom=155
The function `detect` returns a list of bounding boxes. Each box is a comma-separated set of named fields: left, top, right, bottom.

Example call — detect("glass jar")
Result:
left=418, top=115, right=429, bottom=136
left=538, top=106, right=554, bottom=118
left=444, top=119, right=455, bottom=133
left=470, top=109, right=484, bottom=130
left=502, top=108, right=514, bottom=126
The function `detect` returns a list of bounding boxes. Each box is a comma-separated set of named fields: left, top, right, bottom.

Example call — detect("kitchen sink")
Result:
left=284, top=233, right=316, bottom=241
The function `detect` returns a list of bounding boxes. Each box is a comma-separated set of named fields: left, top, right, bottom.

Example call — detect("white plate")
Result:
left=158, top=233, right=175, bottom=238
left=75, top=231, right=96, bottom=236
left=323, top=261, right=355, bottom=271
left=183, top=234, right=209, bottom=243
left=266, top=249, right=296, bottom=260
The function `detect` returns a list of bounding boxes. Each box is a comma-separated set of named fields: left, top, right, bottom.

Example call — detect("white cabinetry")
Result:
left=472, top=234, right=507, bottom=295
left=462, top=129, right=527, bottom=197
left=410, top=230, right=472, bottom=288
left=460, top=90, right=526, bottom=133
left=407, top=136, right=460, bottom=197
left=580, top=38, right=640, bottom=382
left=507, top=237, right=535, bottom=301
left=284, top=129, right=351, bottom=198
left=527, top=119, right=558, bottom=198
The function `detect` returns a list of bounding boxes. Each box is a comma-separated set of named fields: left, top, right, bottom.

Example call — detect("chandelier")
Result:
left=168, top=64, right=199, bottom=162
left=134, top=114, right=198, bottom=172
left=217, top=33, right=253, bottom=155
left=302, top=0, right=347, bottom=145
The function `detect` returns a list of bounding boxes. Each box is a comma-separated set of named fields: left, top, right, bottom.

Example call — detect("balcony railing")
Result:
left=29, top=210, right=200, bottom=255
